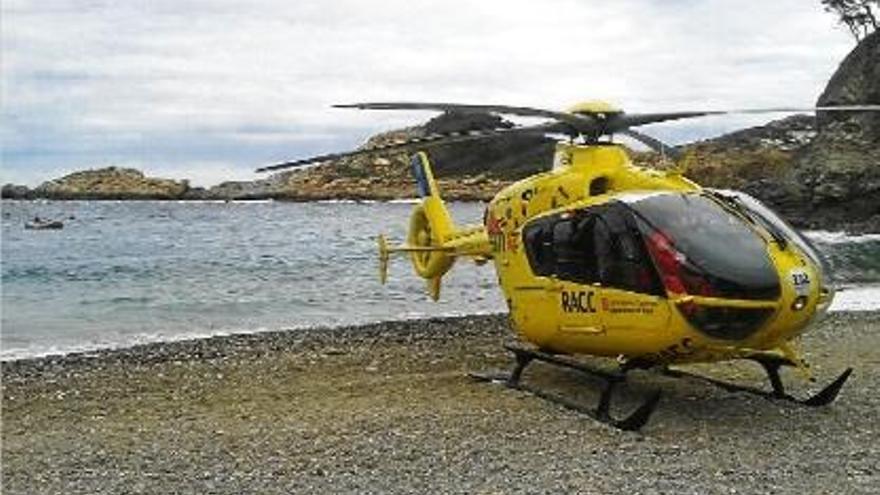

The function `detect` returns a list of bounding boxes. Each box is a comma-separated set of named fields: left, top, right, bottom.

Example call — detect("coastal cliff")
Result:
left=701, top=29, right=880, bottom=232
left=792, top=29, right=880, bottom=231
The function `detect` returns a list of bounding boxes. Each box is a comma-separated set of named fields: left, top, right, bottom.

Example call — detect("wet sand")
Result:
left=3, top=312, right=879, bottom=494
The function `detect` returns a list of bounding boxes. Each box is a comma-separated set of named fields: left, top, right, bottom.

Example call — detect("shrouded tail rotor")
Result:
left=376, top=152, right=491, bottom=301
left=405, top=203, right=454, bottom=301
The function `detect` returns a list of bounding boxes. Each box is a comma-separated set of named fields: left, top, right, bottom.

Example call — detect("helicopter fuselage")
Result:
left=265, top=99, right=869, bottom=425
left=482, top=142, right=831, bottom=366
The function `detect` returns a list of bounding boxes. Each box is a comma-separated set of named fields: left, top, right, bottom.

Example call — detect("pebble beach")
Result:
left=3, top=311, right=879, bottom=494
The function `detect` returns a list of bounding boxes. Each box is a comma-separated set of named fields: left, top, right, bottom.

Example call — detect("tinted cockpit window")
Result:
left=523, top=217, right=555, bottom=277
left=523, top=214, right=598, bottom=284
left=594, top=208, right=663, bottom=295
left=708, top=190, right=830, bottom=283
left=629, top=194, right=780, bottom=300
left=522, top=205, right=663, bottom=295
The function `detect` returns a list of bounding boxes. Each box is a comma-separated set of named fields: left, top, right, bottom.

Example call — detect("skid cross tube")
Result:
left=470, top=344, right=661, bottom=432
left=662, top=357, right=853, bottom=407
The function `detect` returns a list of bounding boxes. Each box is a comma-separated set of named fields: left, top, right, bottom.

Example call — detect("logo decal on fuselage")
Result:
left=561, top=290, right=596, bottom=313
left=487, top=210, right=508, bottom=253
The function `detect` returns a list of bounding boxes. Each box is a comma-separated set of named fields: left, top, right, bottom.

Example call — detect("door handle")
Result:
left=559, top=325, right=604, bottom=335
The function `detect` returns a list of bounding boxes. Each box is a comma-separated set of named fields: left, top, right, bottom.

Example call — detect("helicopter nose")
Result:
left=675, top=301, right=776, bottom=341
left=815, top=286, right=835, bottom=316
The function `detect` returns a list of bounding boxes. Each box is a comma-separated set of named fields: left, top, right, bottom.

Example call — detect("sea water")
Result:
left=2, top=200, right=879, bottom=360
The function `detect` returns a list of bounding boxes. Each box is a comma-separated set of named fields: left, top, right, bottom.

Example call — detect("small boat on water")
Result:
left=25, top=217, right=64, bottom=230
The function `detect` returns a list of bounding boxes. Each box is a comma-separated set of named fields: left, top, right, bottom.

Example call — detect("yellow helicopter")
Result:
left=258, top=101, right=880, bottom=430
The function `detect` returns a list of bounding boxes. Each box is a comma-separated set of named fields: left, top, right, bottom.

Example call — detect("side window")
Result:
left=523, top=213, right=599, bottom=284
left=595, top=208, right=663, bottom=295
left=553, top=219, right=590, bottom=282
left=524, top=219, right=555, bottom=277
left=522, top=205, right=662, bottom=295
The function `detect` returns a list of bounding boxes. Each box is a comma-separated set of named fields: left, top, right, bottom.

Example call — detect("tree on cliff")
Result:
left=823, top=0, right=878, bottom=41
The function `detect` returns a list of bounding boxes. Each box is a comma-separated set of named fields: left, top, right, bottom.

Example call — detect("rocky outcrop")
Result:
left=789, top=30, right=880, bottom=231
left=263, top=111, right=552, bottom=201
left=1, top=184, right=33, bottom=199
left=203, top=178, right=279, bottom=200
left=653, top=32, right=879, bottom=232
left=32, top=167, right=190, bottom=200
left=421, top=111, right=555, bottom=179
left=667, top=114, right=815, bottom=191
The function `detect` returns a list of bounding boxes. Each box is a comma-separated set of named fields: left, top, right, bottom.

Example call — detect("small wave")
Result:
left=0, top=325, right=276, bottom=362
left=829, top=285, right=880, bottom=312
left=805, top=231, right=880, bottom=245
left=169, top=199, right=276, bottom=204
left=230, top=199, right=275, bottom=204
left=80, top=296, right=155, bottom=306
left=317, top=199, right=378, bottom=204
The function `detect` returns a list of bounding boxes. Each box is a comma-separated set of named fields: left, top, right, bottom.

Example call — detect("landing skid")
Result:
left=469, top=344, right=661, bottom=432
left=470, top=345, right=853, bottom=432
left=662, top=357, right=853, bottom=407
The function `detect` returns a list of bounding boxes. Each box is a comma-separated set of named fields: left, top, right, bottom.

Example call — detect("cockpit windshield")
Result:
left=707, top=189, right=830, bottom=283
left=627, top=193, right=781, bottom=301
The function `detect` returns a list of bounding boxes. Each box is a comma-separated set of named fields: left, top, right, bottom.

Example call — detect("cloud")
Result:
left=1, top=0, right=856, bottom=186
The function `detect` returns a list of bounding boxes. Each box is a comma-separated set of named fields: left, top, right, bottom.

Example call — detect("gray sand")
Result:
left=3, top=312, right=879, bottom=494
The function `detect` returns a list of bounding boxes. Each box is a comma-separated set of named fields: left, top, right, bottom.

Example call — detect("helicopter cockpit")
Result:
left=525, top=193, right=782, bottom=293
left=523, top=190, right=830, bottom=341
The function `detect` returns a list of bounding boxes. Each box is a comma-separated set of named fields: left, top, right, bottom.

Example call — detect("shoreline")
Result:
left=4, top=305, right=880, bottom=365
left=4, top=312, right=880, bottom=493
left=0, top=310, right=505, bottom=364
left=1, top=313, right=510, bottom=369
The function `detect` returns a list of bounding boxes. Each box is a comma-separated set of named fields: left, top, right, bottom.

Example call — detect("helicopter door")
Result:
left=592, top=207, right=670, bottom=337
left=549, top=215, right=604, bottom=335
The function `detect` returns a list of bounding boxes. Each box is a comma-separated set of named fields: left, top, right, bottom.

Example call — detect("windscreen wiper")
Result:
left=709, top=192, right=788, bottom=250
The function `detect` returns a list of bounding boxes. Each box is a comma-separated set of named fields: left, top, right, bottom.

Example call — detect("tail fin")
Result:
left=378, top=152, right=491, bottom=301
left=405, top=153, right=456, bottom=299
left=410, top=152, right=455, bottom=241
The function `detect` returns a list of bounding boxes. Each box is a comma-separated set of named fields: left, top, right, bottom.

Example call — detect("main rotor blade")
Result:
left=619, top=129, right=682, bottom=161
left=729, top=104, right=880, bottom=114
left=610, top=105, right=880, bottom=132
left=334, top=102, right=595, bottom=130
left=255, top=121, right=569, bottom=173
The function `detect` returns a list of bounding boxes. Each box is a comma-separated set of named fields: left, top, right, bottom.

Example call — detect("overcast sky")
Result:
left=0, top=0, right=856, bottom=186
